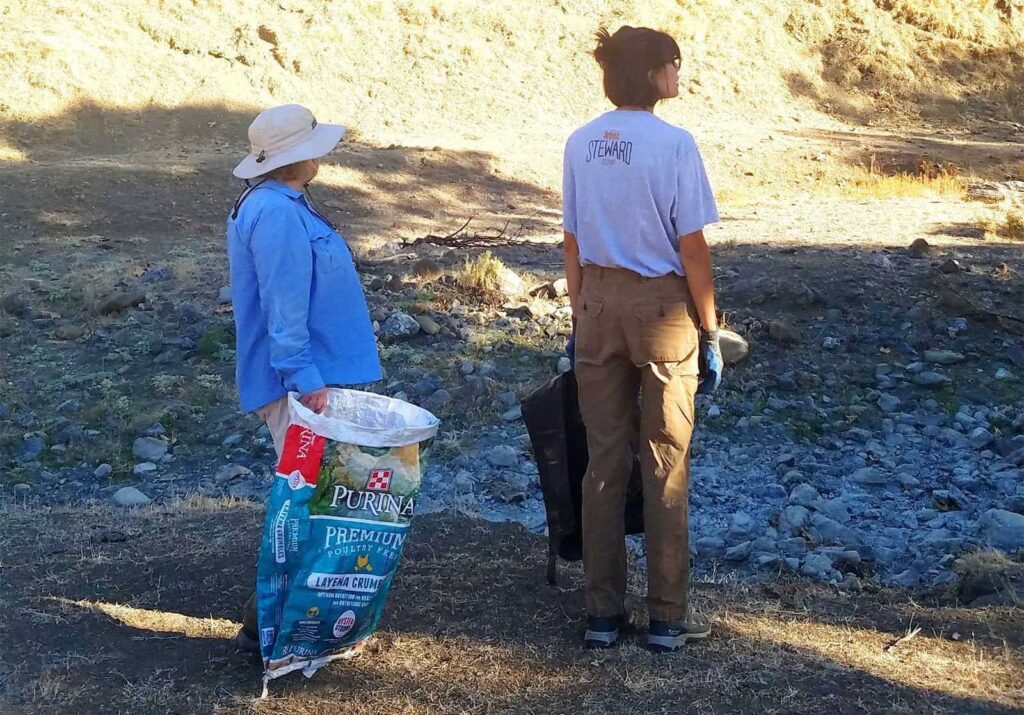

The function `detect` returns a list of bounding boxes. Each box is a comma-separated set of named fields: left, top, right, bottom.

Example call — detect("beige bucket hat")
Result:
left=233, top=104, right=346, bottom=180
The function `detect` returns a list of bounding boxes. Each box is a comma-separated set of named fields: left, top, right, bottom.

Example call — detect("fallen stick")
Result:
left=884, top=626, right=922, bottom=653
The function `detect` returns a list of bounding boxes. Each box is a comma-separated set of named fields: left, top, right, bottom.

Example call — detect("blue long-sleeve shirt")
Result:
left=226, top=180, right=381, bottom=413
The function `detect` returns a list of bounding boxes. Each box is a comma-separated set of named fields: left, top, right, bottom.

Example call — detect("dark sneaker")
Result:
left=647, top=612, right=711, bottom=653
left=232, top=626, right=261, bottom=654
left=584, top=614, right=627, bottom=649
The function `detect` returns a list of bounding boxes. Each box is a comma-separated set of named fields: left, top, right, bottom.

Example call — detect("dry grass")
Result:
left=982, top=209, right=1024, bottom=241
left=1, top=503, right=1021, bottom=714
left=837, top=156, right=965, bottom=200
left=458, top=251, right=515, bottom=294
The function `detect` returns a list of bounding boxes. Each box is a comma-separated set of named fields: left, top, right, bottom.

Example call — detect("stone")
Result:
left=695, top=536, right=726, bottom=558
left=410, top=258, right=443, bottom=281
left=726, top=511, right=757, bottom=545
left=133, top=462, right=158, bottom=476
left=53, top=325, right=85, bottom=341
left=938, top=259, right=963, bottom=274
left=1008, top=344, right=1024, bottom=370
left=2, top=293, right=30, bottom=317
left=908, top=238, right=931, bottom=257
left=218, top=286, right=232, bottom=304
left=94, top=463, right=113, bottom=478
left=379, top=312, right=421, bottom=340
left=768, top=320, right=801, bottom=343
left=725, top=541, right=753, bottom=562
left=979, top=509, right=1024, bottom=552
left=852, top=467, right=886, bottom=486
left=801, top=554, right=837, bottom=581
left=913, top=371, right=951, bottom=387
left=18, top=436, right=45, bottom=462
left=818, top=498, right=851, bottom=523
left=778, top=505, right=811, bottom=535
left=57, top=399, right=80, bottom=413
left=557, top=357, right=572, bottom=374
left=97, top=289, right=147, bottom=315
left=486, top=445, right=520, bottom=468
left=133, top=436, right=169, bottom=461
left=459, top=359, right=475, bottom=376
left=931, top=490, right=961, bottom=512
left=808, top=514, right=855, bottom=546
left=501, top=406, right=523, bottom=422
left=719, top=329, right=750, bottom=364
left=970, top=427, right=994, bottom=450
left=788, top=483, right=821, bottom=508
left=12, top=483, right=31, bottom=496
left=924, top=350, right=965, bottom=366
left=414, top=314, right=442, bottom=336
left=779, top=537, right=807, bottom=557
left=216, top=463, right=253, bottom=483
left=113, top=486, right=152, bottom=507
left=877, top=394, right=901, bottom=413
left=222, top=433, right=243, bottom=447
left=423, top=389, right=453, bottom=413
left=995, top=368, right=1013, bottom=381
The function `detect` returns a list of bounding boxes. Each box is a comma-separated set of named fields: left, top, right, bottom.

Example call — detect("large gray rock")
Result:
left=695, top=536, right=726, bottom=558
left=486, top=445, right=521, bottom=468
left=133, top=437, right=168, bottom=462
left=719, top=329, right=750, bottom=364
left=768, top=320, right=801, bottom=343
left=924, top=350, right=965, bottom=366
left=788, top=483, right=820, bottom=508
left=98, top=289, right=146, bottom=315
left=979, top=509, right=1024, bottom=553
left=380, top=312, right=421, bottom=340
left=113, top=486, right=152, bottom=507
left=801, top=553, right=838, bottom=582
left=778, top=505, right=811, bottom=535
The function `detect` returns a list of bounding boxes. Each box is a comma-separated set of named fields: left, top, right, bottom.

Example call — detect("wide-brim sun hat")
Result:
left=233, top=104, right=346, bottom=180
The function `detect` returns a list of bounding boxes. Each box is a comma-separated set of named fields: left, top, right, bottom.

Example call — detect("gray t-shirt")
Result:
left=562, top=110, right=719, bottom=277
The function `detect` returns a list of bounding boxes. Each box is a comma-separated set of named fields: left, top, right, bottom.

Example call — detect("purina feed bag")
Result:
left=255, top=389, right=439, bottom=689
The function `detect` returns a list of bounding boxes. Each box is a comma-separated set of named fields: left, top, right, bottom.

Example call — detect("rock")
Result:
left=852, top=467, right=886, bottom=486
left=550, top=278, right=569, bottom=297
left=979, top=509, right=1024, bottom=552
left=778, top=505, right=810, bottom=535
left=808, top=514, right=855, bottom=546
left=423, top=389, right=453, bottom=413
left=1008, top=344, right=1024, bottom=370
left=707, top=405, right=721, bottom=418
left=139, top=266, right=173, bottom=283
left=216, top=463, right=253, bottom=483
left=970, top=427, right=994, bottom=450
left=938, top=259, right=963, bottom=274
left=113, top=486, right=152, bottom=507
left=788, top=483, right=820, bottom=508
left=779, top=537, right=807, bottom=557
left=695, top=536, right=726, bottom=558
left=924, top=350, right=965, bottom=366
left=459, top=359, right=475, bottom=376
left=818, top=498, right=851, bottom=523
left=153, top=350, right=179, bottom=365
left=18, top=436, right=45, bottom=462
left=932, top=490, right=961, bottom=512
left=501, top=406, right=523, bottom=422
left=908, top=238, right=931, bottom=257
left=768, top=320, right=801, bottom=343
left=133, top=462, right=158, bottom=476
left=995, top=368, right=1013, bottom=381
left=557, top=357, right=572, bottom=374
left=97, top=289, right=146, bottom=315
left=726, top=511, right=757, bottom=545
left=218, top=286, right=232, bottom=304
left=410, top=259, right=443, bottom=282
left=821, top=336, right=840, bottom=350
left=2, top=293, right=30, bottom=317
left=145, top=423, right=167, bottom=437
left=719, top=329, right=750, bottom=364
left=725, top=541, right=753, bottom=562
left=57, top=399, right=80, bottom=413
left=913, top=371, right=951, bottom=387
left=12, top=483, right=31, bottom=496
left=222, top=433, right=243, bottom=447
left=801, top=554, right=837, bottom=581
left=380, top=312, right=421, bottom=341
left=414, top=314, right=442, bottom=336
left=132, top=436, right=169, bottom=461
left=94, top=464, right=113, bottom=478
left=53, top=325, right=85, bottom=341
left=890, top=568, right=921, bottom=587
left=877, top=394, right=901, bottom=413
left=486, top=445, right=520, bottom=468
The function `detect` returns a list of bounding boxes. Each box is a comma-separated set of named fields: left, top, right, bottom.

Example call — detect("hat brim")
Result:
left=232, top=123, right=347, bottom=180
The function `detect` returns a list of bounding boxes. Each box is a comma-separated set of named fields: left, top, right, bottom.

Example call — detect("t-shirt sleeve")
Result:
left=672, top=142, right=719, bottom=237
left=561, top=140, right=577, bottom=235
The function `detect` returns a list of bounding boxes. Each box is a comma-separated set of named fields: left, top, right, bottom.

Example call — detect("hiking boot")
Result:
left=647, top=612, right=711, bottom=653
left=584, top=613, right=628, bottom=649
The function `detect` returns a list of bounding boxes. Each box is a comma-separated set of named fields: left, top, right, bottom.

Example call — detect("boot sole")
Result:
left=647, top=629, right=710, bottom=652
left=584, top=628, right=620, bottom=649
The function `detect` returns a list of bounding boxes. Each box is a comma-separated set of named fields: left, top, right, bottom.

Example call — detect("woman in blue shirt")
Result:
left=227, top=104, right=381, bottom=651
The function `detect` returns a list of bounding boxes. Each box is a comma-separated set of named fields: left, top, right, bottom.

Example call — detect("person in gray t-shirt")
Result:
left=562, top=25, right=723, bottom=653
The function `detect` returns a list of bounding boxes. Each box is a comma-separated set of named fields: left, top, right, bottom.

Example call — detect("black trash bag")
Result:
left=522, top=369, right=644, bottom=585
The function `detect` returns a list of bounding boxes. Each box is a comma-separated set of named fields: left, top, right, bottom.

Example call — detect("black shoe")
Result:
left=232, top=626, right=261, bottom=654
left=647, top=612, right=711, bottom=653
left=584, top=613, right=627, bottom=649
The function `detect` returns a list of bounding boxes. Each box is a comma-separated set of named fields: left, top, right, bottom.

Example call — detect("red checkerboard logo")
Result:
left=366, top=469, right=393, bottom=491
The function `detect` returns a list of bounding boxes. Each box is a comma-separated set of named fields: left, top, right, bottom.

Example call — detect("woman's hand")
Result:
left=299, top=387, right=330, bottom=414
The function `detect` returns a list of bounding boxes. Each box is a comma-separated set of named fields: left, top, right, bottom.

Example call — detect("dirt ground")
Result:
left=0, top=501, right=1021, bottom=715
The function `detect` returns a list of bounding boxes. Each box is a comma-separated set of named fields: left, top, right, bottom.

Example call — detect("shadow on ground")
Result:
left=0, top=504, right=1020, bottom=714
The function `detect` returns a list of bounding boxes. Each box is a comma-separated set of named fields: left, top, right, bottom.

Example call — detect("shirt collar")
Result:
left=260, top=179, right=304, bottom=199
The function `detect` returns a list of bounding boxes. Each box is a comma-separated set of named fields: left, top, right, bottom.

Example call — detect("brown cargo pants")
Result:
left=574, top=265, right=699, bottom=623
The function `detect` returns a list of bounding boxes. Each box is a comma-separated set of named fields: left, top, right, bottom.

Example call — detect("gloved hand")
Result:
left=697, top=328, right=723, bottom=395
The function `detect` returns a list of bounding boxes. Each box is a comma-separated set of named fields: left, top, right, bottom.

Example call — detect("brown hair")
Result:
left=264, top=160, right=310, bottom=183
left=593, top=26, right=681, bottom=107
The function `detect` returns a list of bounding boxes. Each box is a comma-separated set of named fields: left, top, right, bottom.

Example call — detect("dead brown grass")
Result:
left=982, top=209, right=1024, bottom=241
left=1, top=502, right=1021, bottom=714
